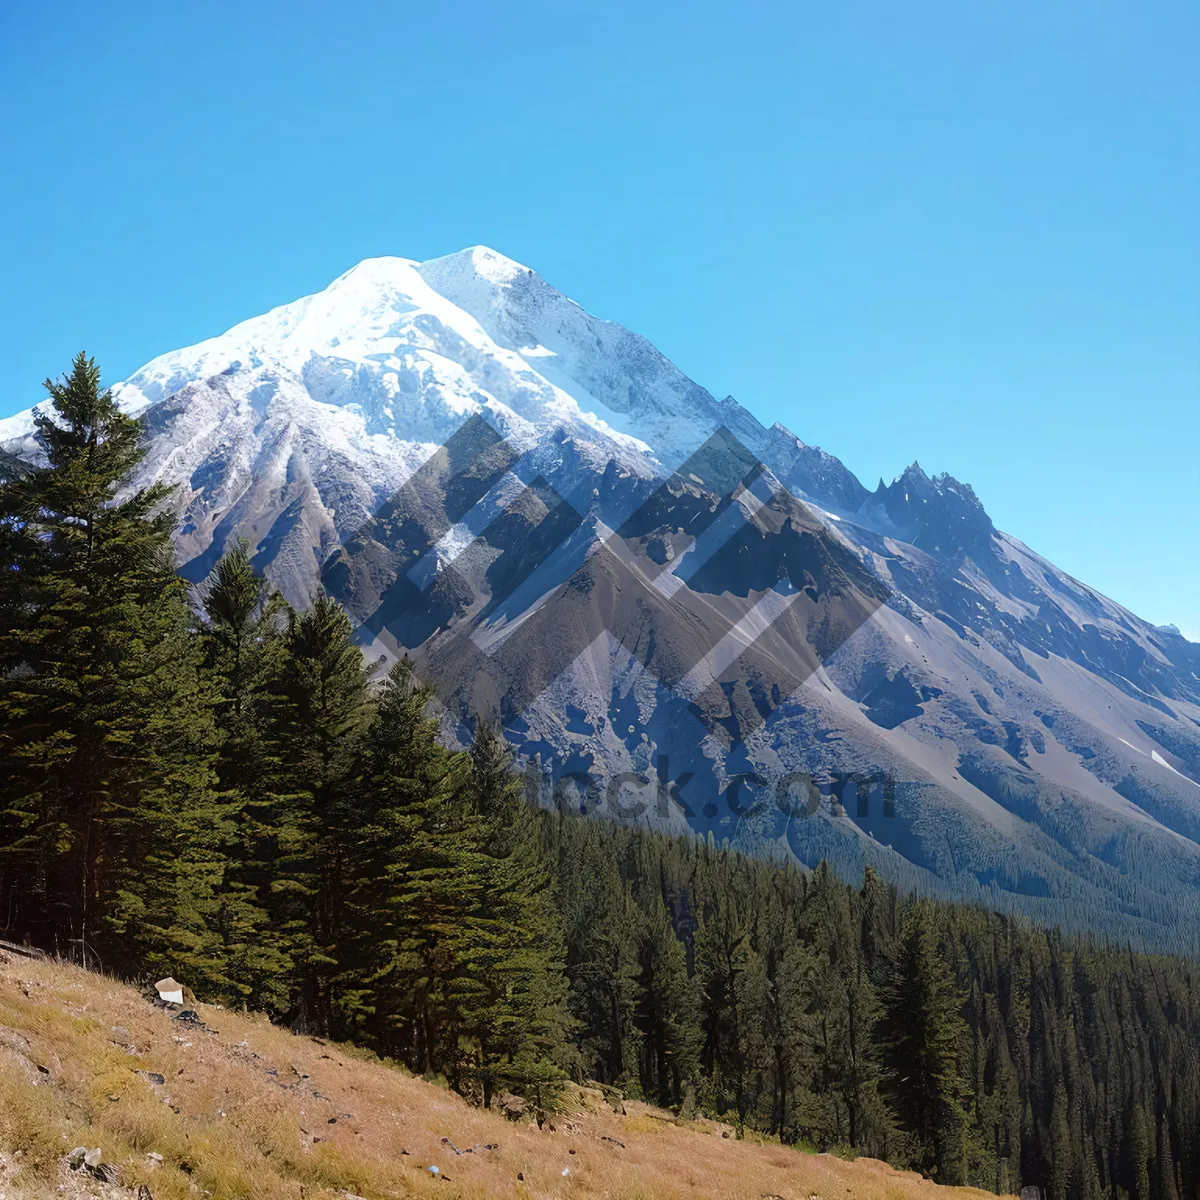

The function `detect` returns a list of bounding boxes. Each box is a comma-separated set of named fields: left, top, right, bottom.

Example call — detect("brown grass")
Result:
left=0, top=951, right=1011, bottom=1200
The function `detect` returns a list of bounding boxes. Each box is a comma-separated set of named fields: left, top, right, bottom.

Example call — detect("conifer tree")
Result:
left=879, top=904, right=971, bottom=1181
left=564, top=830, right=646, bottom=1095
left=695, top=885, right=757, bottom=1133
left=198, top=540, right=291, bottom=1002
left=794, top=863, right=891, bottom=1154
left=454, top=723, right=572, bottom=1108
left=1131, top=1102, right=1153, bottom=1200
left=0, top=354, right=222, bottom=978
left=1049, top=1080, right=1073, bottom=1200
left=346, top=657, right=471, bottom=1068
left=635, top=890, right=698, bottom=1107
left=1157, top=1113, right=1180, bottom=1200
left=202, top=539, right=288, bottom=722
left=256, top=591, right=372, bottom=1029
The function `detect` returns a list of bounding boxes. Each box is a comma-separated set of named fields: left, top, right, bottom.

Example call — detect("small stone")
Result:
left=0, top=1026, right=32, bottom=1054
left=84, top=1148, right=102, bottom=1168
left=66, top=1146, right=86, bottom=1169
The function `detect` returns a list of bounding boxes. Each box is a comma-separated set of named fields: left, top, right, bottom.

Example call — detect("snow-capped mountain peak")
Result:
left=83, top=245, right=727, bottom=475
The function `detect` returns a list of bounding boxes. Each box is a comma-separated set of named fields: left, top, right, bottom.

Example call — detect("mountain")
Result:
left=4, top=246, right=1199, bottom=951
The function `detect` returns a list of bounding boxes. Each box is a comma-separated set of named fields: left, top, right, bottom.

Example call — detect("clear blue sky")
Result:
left=2, top=1, right=1197, bottom=637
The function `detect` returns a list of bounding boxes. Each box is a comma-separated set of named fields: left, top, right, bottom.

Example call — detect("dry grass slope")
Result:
left=0, top=951, right=1011, bottom=1200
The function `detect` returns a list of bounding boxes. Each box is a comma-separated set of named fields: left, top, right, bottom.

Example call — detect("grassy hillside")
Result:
left=0, top=950, right=1009, bottom=1200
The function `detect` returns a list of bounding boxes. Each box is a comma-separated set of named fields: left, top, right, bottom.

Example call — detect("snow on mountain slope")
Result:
left=116, top=246, right=718, bottom=466
left=4, top=246, right=1199, bottom=950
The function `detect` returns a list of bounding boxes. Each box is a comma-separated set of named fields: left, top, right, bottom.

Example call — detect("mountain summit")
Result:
left=3, top=248, right=1198, bottom=950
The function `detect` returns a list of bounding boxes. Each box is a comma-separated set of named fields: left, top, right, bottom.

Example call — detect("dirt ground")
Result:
left=0, top=950, right=1011, bottom=1200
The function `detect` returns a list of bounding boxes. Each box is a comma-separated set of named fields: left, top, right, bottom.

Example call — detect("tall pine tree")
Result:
left=344, top=657, right=471, bottom=1068
left=456, top=723, right=572, bottom=1109
left=198, top=540, right=291, bottom=1003
left=0, top=354, right=223, bottom=978
left=880, top=903, right=972, bottom=1182
left=255, top=592, right=372, bottom=1029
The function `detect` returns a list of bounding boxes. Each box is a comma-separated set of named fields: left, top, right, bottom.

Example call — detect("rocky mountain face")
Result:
left=4, top=246, right=1198, bottom=950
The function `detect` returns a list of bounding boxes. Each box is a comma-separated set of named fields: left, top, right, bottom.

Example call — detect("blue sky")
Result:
left=1, top=1, right=1197, bottom=636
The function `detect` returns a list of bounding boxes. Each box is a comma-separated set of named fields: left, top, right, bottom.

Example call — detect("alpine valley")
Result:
left=4, top=246, right=1198, bottom=952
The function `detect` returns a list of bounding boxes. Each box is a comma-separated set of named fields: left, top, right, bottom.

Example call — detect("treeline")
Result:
left=2, top=358, right=1198, bottom=1199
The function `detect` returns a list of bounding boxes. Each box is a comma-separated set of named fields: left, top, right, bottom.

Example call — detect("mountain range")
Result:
left=3, top=246, right=1198, bottom=951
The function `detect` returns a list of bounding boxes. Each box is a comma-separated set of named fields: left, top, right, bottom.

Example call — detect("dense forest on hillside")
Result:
left=2, top=357, right=1198, bottom=1199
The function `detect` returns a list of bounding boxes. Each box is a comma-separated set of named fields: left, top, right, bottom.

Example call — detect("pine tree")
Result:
left=559, top=821, right=645, bottom=1094
left=772, top=935, right=820, bottom=1143
left=635, top=890, right=698, bottom=1107
left=454, top=723, right=571, bottom=1108
left=0, top=354, right=223, bottom=979
left=198, top=540, right=291, bottom=1002
left=1131, top=1102, right=1153, bottom=1200
left=879, top=903, right=971, bottom=1181
left=1049, top=1080, right=1074, bottom=1200
left=794, top=864, right=891, bottom=1155
left=1157, top=1113, right=1180, bottom=1200
left=694, top=885, right=757, bottom=1133
left=345, top=657, right=471, bottom=1069
left=202, top=539, right=288, bottom=725
left=255, top=591, right=373, bottom=1030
